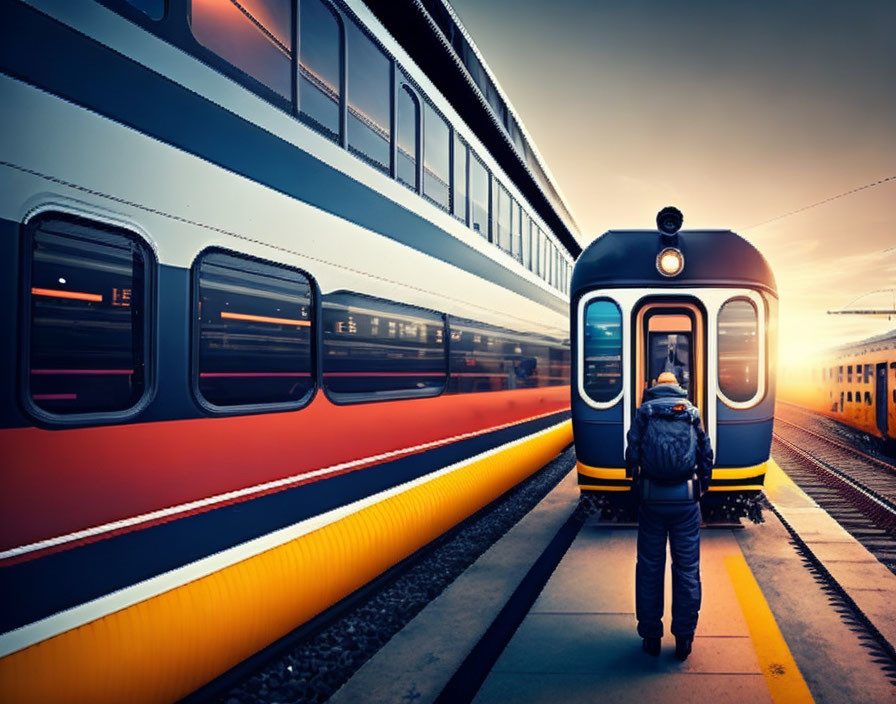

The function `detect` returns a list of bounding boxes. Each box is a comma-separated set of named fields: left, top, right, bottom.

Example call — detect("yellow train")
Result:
left=783, top=331, right=896, bottom=447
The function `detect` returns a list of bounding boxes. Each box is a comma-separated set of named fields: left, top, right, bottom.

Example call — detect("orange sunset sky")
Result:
left=450, top=0, right=895, bottom=366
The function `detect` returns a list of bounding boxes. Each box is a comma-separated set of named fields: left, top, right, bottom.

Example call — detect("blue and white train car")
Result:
left=0, top=1, right=581, bottom=701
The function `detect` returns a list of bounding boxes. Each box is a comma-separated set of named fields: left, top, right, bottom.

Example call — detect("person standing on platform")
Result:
left=625, top=371, right=713, bottom=661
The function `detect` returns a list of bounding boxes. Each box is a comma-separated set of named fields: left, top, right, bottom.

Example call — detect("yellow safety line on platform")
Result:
left=726, top=554, right=815, bottom=704
left=763, top=459, right=796, bottom=493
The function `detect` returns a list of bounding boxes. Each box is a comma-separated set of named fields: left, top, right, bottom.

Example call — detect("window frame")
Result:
left=451, top=132, right=469, bottom=225
left=190, top=246, right=318, bottom=416
left=19, top=208, right=157, bottom=427
left=577, top=293, right=624, bottom=409
left=297, top=0, right=345, bottom=145
left=395, top=79, right=421, bottom=192
left=421, top=98, right=452, bottom=212
left=716, top=294, right=766, bottom=410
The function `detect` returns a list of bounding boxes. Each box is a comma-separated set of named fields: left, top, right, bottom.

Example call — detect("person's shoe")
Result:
left=642, top=637, right=661, bottom=656
left=675, top=635, right=693, bottom=661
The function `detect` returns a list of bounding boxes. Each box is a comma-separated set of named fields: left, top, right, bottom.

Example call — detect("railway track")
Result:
left=772, top=412, right=896, bottom=572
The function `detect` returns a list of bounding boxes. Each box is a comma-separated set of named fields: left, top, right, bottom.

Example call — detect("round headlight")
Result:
left=657, top=247, right=684, bottom=277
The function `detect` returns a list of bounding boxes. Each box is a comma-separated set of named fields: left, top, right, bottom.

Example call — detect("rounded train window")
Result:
left=582, top=299, right=622, bottom=405
left=718, top=298, right=759, bottom=403
left=24, top=214, right=153, bottom=419
left=194, top=251, right=314, bottom=410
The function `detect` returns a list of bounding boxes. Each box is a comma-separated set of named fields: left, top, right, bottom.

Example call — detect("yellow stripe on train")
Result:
left=577, top=461, right=767, bottom=490
left=0, top=422, right=573, bottom=704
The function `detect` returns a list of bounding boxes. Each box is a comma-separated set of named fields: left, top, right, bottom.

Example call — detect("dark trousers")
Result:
left=635, top=501, right=701, bottom=638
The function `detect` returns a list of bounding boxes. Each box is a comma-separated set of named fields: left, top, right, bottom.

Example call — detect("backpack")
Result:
left=639, top=399, right=698, bottom=482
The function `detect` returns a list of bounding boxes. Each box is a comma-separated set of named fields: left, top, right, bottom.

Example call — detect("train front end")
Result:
left=570, top=210, right=778, bottom=517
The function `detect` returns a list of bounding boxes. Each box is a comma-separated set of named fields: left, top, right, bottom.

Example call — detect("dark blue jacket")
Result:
left=625, top=383, right=714, bottom=493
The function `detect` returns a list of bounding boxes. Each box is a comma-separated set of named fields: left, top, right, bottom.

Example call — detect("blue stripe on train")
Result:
left=0, top=2, right=566, bottom=315
left=0, top=409, right=570, bottom=635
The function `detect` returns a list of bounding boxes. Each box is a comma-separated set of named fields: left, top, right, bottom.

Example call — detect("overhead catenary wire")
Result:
left=741, top=175, right=896, bottom=231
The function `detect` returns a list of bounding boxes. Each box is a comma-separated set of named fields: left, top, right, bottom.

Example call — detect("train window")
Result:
left=123, top=0, right=164, bottom=19
left=396, top=84, right=419, bottom=190
left=718, top=298, right=759, bottom=404
left=847, top=392, right=853, bottom=402
left=847, top=365, right=853, bottom=383
left=25, top=214, right=151, bottom=417
left=469, top=152, right=489, bottom=238
left=447, top=318, right=568, bottom=394
left=190, top=0, right=292, bottom=101
left=423, top=102, right=450, bottom=210
left=547, top=242, right=557, bottom=286
left=194, top=251, right=313, bottom=409
left=838, top=366, right=843, bottom=383
left=452, top=133, right=468, bottom=222
left=322, top=293, right=446, bottom=402
left=865, top=364, right=874, bottom=383
left=533, top=225, right=542, bottom=275
left=298, top=0, right=342, bottom=142
left=495, top=183, right=512, bottom=253
left=865, top=391, right=872, bottom=406
left=346, top=18, right=391, bottom=173
left=521, top=213, right=531, bottom=269
left=511, top=201, right=523, bottom=262
left=581, top=299, right=622, bottom=404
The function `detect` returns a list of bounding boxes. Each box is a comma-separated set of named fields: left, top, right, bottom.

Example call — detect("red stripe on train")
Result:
left=0, top=387, right=569, bottom=555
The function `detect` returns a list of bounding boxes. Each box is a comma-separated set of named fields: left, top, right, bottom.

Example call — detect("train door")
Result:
left=633, top=301, right=705, bottom=420
left=876, top=362, right=888, bottom=435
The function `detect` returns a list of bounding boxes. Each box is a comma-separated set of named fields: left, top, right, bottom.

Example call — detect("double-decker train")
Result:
left=571, top=209, right=778, bottom=512
left=782, top=330, right=896, bottom=448
left=0, top=1, right=580, bottom=701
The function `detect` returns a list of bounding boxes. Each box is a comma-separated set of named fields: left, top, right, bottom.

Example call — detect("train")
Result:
left=0, top=1, right=581, bottom=702
left=780, top=330, right=896, bottom=449
left=570, top=208, right=778, bottom=515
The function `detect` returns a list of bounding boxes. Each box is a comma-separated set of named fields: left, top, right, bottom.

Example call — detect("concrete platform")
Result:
left=474, top=528, right=789, bottom=703
left=328, top=466, right=581, bottom=704
left=330, top=460, right=896, bottom=704
left=763, top=458, right=896, bottom=654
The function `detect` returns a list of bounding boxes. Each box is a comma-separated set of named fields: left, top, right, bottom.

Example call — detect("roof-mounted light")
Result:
left=657, top=247, right=684, bottom=277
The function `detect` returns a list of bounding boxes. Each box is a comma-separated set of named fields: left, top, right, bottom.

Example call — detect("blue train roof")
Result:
left=571, top=230, right=777, bottom=296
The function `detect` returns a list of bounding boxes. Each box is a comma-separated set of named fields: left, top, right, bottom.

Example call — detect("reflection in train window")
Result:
left=299, top=0, right=342, bottom=142
left=195, top=252, right=313, bottom=408
left=511, top=201, right=523, bottom=262
left=532, top=225, right=542, bottom=276
left=396, top=84, right=419, bottom=190
left=718, top=298, right=759, bottom=403
left=469, top=152, right=489, bottom=238
left=26, top=214, right=150, bottom=416
left=521, top=215, right=531, bottom=270
left=495, top=183, right=512, bottom=253
left=423, top=102, right=450, bottom=210
left=190, top=0, right=292, bottom=100
left=322, top=294, right=446, bottom=402
left=448, top=318, right=569, bottom=394
left=346, top=17, right=391, bottom=173
left=123, top=0, right=164, bottom=19
left=452, top=133, right=468, bottom=222
left=581, top=299, right=622, bottom=404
